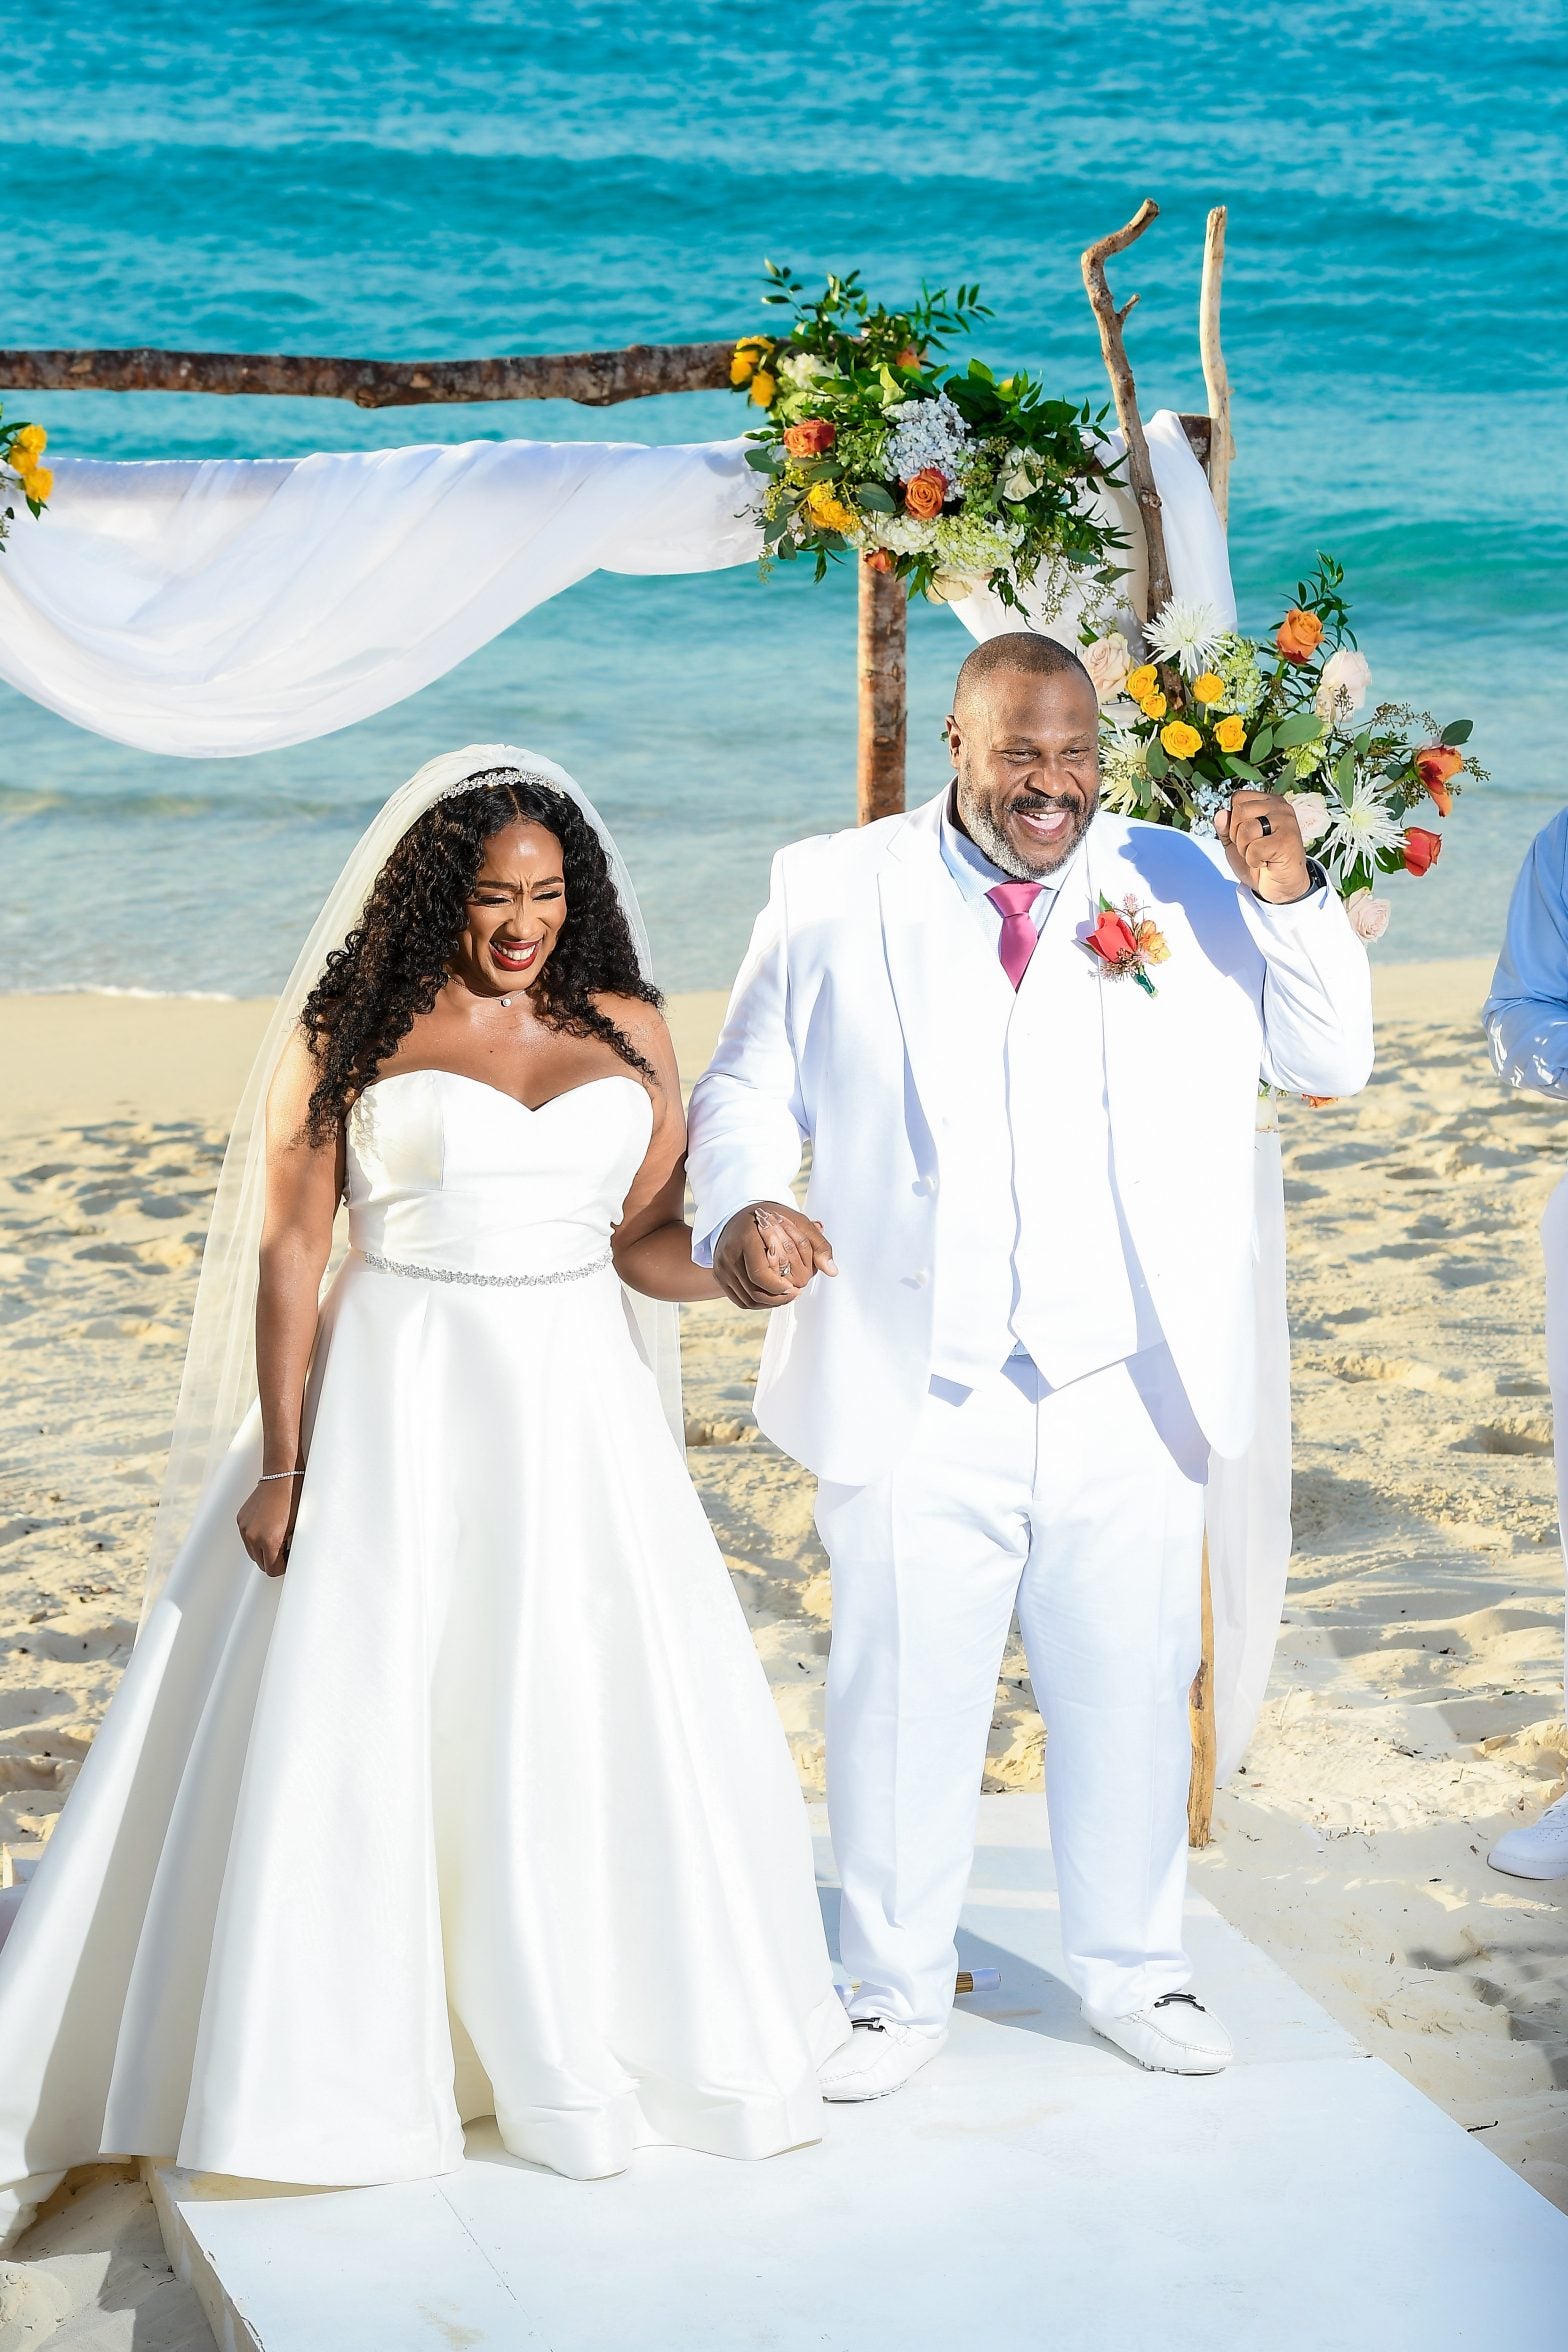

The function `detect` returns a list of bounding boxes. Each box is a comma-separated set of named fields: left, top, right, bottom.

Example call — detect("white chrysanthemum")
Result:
left=885, top=390, right=973, bottom=487
left=1145, top=596, right=1225, bottom=680
left=1317, top=773, right=1405, bottom=881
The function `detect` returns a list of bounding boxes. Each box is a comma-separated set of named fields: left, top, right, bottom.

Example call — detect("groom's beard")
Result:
left=955, top=775, right=1097, bottom=881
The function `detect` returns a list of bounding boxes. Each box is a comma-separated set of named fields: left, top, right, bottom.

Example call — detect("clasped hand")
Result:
left=712, top=1202, right=838, bottom=1311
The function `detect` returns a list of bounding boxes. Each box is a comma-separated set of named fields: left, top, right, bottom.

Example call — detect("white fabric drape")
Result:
left=0, top=437, right=762, bottom=755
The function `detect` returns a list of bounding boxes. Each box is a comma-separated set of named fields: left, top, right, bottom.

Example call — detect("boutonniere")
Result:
left=1081, top=894, right=1170, bottom=998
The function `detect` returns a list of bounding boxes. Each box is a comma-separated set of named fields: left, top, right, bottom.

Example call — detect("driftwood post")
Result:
left=857, top=561, right=908, bottom=824
left=1080, top=199, right=1172, bottom=626
left=1199, top=207, right=1234, bottom=530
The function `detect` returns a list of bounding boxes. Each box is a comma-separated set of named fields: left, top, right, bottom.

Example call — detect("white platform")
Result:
left=148, top=1798, right=1568, bottom=2351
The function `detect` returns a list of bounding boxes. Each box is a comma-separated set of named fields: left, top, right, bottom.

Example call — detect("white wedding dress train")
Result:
left=0, top=1067, right=847, bottom=2231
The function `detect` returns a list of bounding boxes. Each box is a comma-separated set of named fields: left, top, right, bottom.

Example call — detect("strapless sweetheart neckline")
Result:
left=359, top=1068, right=647, bottom=1118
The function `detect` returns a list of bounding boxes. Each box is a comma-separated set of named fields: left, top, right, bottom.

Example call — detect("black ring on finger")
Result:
left=1257, top=814, right=1273, bottom=837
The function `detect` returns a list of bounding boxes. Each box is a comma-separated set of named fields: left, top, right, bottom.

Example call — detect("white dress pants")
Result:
left=1541, top=1176, right=1568, bottom=1721
left=816, top=1347, right=1209, bottom=2028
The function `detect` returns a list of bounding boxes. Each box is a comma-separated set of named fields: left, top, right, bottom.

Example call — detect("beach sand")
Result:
left=1, top=964, right=1565, bottom=2333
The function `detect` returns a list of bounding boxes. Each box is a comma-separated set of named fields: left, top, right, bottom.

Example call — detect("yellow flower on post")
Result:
left=1160, top=720, right=1203, bottom=760
left=804, top=482, right=857, bottom=536
left=1191, top=671, right=1224, bottom=703
left=12, top=424, right=46, bottom=459
left=1139, top=691, right=1168, bottom=721
left=18, top=465, right=53, bottom=502
left=749, top=370, right=777, bottom=408
left=730, top=337, right=769, bottom=387
left=1215, top=714, right=1247, bottom=754
left=1127, top=663, right=1158, bottom=701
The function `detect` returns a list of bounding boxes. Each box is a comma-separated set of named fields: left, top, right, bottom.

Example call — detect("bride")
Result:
left=0, top=746, right=848, bottom=2238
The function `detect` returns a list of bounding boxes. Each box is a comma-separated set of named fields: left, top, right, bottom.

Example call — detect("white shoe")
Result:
left=1084, top=1991, right=1233, bottom=2075
left=819, top=2018, right=948, bottom=2102
left=1488, top=1792, right=1568, bottom=1880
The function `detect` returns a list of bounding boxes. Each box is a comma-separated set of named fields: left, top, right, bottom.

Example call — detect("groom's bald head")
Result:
left=946, top=632, right=1102, bottom=880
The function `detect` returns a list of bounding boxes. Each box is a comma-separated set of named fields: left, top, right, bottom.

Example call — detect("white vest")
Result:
left=928, top=870, right=1160, bottom=1390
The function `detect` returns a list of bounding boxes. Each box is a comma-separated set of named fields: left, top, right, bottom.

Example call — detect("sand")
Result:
left=1, top=963, right=1565, bottom=2336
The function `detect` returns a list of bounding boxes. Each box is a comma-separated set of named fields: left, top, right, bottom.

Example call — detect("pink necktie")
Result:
left=987, top=881, right=1044, bottom=990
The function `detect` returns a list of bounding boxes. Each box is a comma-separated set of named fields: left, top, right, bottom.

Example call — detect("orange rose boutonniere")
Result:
left=1082, top=894, right=1169, bottom=998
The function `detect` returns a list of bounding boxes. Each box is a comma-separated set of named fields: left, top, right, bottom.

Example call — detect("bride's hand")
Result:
left=237, top=1476, right=301, bottom=1578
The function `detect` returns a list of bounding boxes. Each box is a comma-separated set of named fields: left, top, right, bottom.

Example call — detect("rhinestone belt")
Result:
left=357, top=1245, right=614, bottom=1289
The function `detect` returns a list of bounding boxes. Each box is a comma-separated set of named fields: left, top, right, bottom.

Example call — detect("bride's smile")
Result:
left=454, top=820, right=569, bottom=997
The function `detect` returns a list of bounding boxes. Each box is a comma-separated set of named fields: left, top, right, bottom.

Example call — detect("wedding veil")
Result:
left=141, top=744, right=682, bottom=1627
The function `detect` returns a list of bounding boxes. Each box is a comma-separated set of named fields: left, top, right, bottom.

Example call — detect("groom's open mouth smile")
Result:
left=1012, top=799, right=1080, bottom=849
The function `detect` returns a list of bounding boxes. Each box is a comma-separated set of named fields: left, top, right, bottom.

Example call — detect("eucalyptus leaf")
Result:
left=1250, top=727, right=1275, bottom=760
left=743, top=448, right=778, bottom=473
left=1334, top=752, right=1356, bottom=806
left=1225, top=758, right=1263, bottom=784
left=855, top=483, right=897, bottom=513
left=1273, top=711, right=1323, bottom=749
left=1144, top=742, right=1169, bottom=781
left=1441, top=720, right=1474, bottom=745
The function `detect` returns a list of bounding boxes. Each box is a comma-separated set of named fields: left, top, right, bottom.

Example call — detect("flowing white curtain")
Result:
left=0, top=413, right=1291, bottom=1780
left=0, top=436, right=762, bottom=755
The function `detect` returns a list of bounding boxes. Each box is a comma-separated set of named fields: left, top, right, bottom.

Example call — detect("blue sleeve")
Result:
left=1483, top=811, right=1568, bottom=1101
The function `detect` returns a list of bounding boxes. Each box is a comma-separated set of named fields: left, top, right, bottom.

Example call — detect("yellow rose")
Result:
left=749, top=370, right=777, bottom=408
left=1215, top=714, right=1247, bottom=754
left=1139, top=691, right=1168, bottom=721
left=1127, top=663, right=1158, bottom=700
left=1161, top=720, right=1203, bottom=760
left=804, top=482, right=857, bottom=535
left=12, top=423, right=46, bottom=458
left=730, top=337, right=769, bottom=386
left=18, top=464, right=52, bottom=501
left=1191, top=671, right=1224, bottom=703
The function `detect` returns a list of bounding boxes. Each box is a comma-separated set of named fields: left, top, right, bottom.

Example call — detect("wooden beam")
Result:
left=0, top=340, right=735, bottom=409
left=1081, top=200, right=1171, bottom=623
left=1187, top=1539, right=1217, bottom=1848
left=1199, top=209, right=1234, bottom=528
left=857, top=560, right=907, bottom=824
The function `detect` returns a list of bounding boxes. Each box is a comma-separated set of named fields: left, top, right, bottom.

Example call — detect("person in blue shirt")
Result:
left=1482, top=811, right=1568, bottom=1879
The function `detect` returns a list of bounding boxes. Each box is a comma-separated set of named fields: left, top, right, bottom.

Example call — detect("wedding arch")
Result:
left=0, top=199, right=1255, bottom=1838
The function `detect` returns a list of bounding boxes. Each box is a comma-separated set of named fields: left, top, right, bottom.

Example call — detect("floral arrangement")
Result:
left=0, top=407, right=52, bottom=550
left=731, top=263, right=1123, bottom=613
left=1088, top=556, right=1482, bottom=942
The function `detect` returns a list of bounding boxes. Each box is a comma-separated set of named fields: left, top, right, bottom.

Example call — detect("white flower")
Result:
left=885, top=390, right=972, bottom=487
left=1314, top=646, right=1372, bottom=724
left=1144, top=596, right=1225, bottom=680
left=1082, top=631, right=1134, bottom=705
left=1344, top=889, right=1392, bottom=943
left=1317, top=772, right=1405, bottom=881
left=778, top=350, right=835, bottom=389
left=924, top=570, right=991, bottom=606
left=1000, top=446, right=1046, bottom=501
left=1288, top=790, right=1331, bottom=848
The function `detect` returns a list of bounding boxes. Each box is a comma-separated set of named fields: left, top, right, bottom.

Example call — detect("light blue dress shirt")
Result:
left=1484, top=809, right=1568, bottom=1101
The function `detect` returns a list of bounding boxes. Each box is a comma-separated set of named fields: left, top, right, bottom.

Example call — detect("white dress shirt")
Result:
left=1484, top=809, right=1568, bottom=1100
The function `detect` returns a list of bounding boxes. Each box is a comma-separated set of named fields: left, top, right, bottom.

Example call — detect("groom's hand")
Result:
left=713, top=1202, right=838, bottom=1310
left=1214, top=789, right=1313, bottom=905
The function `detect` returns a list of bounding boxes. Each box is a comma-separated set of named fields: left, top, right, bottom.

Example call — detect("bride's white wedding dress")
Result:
left=0, top=1066, right=847, bottom=2220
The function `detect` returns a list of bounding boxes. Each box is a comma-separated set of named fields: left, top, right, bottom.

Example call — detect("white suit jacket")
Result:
left=687, top=791, right=1374, bottom=1484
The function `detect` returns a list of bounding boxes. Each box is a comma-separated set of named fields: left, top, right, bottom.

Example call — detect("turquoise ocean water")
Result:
left=0, top=0, right=1563, bottom=995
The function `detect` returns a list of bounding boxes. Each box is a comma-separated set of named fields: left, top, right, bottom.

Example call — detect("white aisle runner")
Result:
left=148, top=1798, right=1566, bottom=2352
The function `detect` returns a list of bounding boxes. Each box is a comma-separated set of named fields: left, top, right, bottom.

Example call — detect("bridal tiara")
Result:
left=433, top=765, right=562, bottom=803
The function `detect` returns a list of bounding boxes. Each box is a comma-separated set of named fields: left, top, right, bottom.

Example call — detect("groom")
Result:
left=687, top=633, right=1373, bottom=2098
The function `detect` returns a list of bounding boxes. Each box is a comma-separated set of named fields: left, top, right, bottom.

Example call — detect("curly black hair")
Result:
left=299, top=769, right=661, bottom=1142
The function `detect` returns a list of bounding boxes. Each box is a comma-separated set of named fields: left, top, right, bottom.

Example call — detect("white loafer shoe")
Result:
left=1488, top=1793, right=1568, bottom=1881
left=819, top=2017, right=948, bottom=2102
left=1084, top=1991, right=1233, bottom=2075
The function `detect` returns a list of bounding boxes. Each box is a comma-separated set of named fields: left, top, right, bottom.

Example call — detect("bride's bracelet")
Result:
left=257, top=1469, right=304, bottom=1482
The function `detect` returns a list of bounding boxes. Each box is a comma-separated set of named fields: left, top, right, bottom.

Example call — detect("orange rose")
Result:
left=1414, top=743, right=1463, bottom=816
left=902, top=467, right=948, bottom=520
left=1403, top=826, right=1442, bottom=878
left=896, top=344, right=921, bottom=368
left=863, top=548, right=895, bottom=575
left=1275, top=607, right=1325, bottom=665
left=783, top=418, right=836, bottom=457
